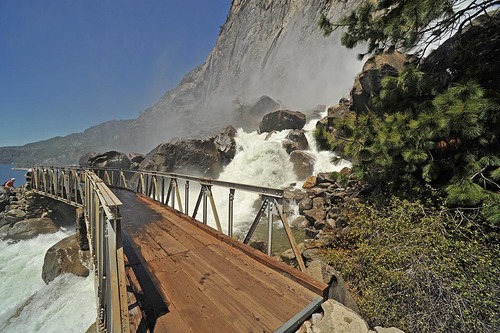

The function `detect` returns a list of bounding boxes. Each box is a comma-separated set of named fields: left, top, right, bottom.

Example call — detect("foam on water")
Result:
left=0, top=231, right=96, bottom=333
left=201, top=109, right=350, bottom=234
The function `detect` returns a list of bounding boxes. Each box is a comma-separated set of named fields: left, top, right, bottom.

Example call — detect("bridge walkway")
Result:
left=115, top=189, right=327, bottom=332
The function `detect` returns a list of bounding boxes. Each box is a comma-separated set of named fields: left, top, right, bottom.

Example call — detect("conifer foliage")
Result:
left=320, top=0, right=500, bottom=59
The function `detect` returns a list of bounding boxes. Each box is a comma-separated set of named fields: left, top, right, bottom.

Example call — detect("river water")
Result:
left=0, top=111, right=349, bottom=332
left=0, top=165, right=96, bottom=332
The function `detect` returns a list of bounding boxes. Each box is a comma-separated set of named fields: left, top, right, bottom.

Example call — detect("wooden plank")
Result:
left=206, top=243, right=318, bottom=307
left=136, top=193, right=328, bottom=298
left=152, top=253, right=282, bottom=332
left=143, top=223, right=190, bottom=255
left=152, top=256, right=240, bottom=332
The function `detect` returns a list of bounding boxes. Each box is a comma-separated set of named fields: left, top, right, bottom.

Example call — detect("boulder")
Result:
left=1, top=208, right=26, bottom=226
left=351, top=51, right=409, bottom=115
left=42, top=234, right=90, bottom=284
left=140, top=138, right=223, bottom=178
left=78, top=152, right=99, bottom=167
left=0, top=186, right=11, bottom=211
left=302, top=209, right=326, bottom=225
left=129, top=152, right=145, bottom=169
left=235, top=95, right=281, bottom=131
left=306, top=260, right=360, bottom=313
left=302, top=176, right=317, bottom=189
left=129, top=152, right=145, bottom=164
left=282, top=129, right=309, bottom=154
left=88, top=151, right=131, bottom=169
left=258, top=110, right=306, bottom=133
left=305, top=299, right=370, bottom=333
left=290, top=151, right=316, bottom=180
left=249, top=95, right=281, bottom=116
left=4, top=217, right=59, bottom=241
left=299, top=197, right=313, bottom=212
left=212, top=126, right=237, bottom=165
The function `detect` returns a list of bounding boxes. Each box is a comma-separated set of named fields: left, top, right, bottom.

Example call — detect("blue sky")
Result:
left=0, top=0, right=231, bottom=146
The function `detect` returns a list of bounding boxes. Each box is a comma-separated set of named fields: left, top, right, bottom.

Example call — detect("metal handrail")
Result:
left=31, top=166, right=129, bottom=333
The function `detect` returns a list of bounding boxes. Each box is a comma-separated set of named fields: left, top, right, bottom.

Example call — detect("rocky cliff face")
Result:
left=1, top=0, right=364, bottom=165
left=132, top=0, right=364, bottom=150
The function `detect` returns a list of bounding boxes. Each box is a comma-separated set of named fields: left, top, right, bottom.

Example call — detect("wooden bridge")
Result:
left=30, top=167, right=328, bottom=333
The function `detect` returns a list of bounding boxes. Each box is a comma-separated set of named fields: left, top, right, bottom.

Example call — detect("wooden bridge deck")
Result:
left=115, top=189, right=327, bottom=333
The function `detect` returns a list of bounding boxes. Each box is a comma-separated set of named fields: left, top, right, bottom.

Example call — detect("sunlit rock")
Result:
left=42, top=234, right=90, bottom=284
left=351, top=51, right=409, bottom=115
left=4, top=217, right=59, bottom=241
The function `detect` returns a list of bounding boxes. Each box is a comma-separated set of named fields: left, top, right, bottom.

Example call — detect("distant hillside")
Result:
left=0, top=119, right=134, bottom=166
left=1, top=0, right=363, bottom=165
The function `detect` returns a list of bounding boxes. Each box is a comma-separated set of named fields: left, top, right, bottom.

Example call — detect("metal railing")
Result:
left=91, top=167, right=307, bottom=272
left=31, top=167, right=129, bottom=333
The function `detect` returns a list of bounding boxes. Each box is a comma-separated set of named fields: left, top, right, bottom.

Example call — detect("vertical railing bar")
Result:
left=161, top=176, right=165, bottom=204
left=185, top=181, right=190, bottom=215
left=206, top=186, right=222, bottom=232
left=171, top=178, right=176, bottom=209
left=192, top=187, right=204, bottom=219
left=175, top=179, right=183, bottom=213
left=202, top=185, right=208, bottom=225
left=267, top=201, right=273, bottom=256
left=243, top=197, right=268, bottom=244
left=228, top=188, right=235, bottom=237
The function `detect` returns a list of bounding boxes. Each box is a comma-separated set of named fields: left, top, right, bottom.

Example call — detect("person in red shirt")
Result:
left=3, top=178, right=15, bottom=188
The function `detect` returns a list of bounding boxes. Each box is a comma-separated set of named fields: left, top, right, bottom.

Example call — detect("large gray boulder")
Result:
left=290, top=150, right=316, bottom=180
left=0, top=186, right=11, bottom=211
left=235, top=95, right=281, bottom=131
left=306, top=260, right=360, bottom=313
left=140, top=139, right=223, bottom=178
left=282, top=129, right=309, bottom=154
left=350, top=52, right=409, bottom=115
left=259, top=110, right=307, bottom=133
left=4, top=217, right=59, bottom=241
left=78, top=152, right=99, bottom=167
left=87, top=151, right=131, bottom=169
left=42, top=234, right=90, bottom=284
left=212, top=125, right=237, bottom=165
left=298, top=299, right=370, bottom=333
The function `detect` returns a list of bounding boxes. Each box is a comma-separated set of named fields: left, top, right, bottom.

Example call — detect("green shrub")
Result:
left=323, top=197, right=500, bottom=333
